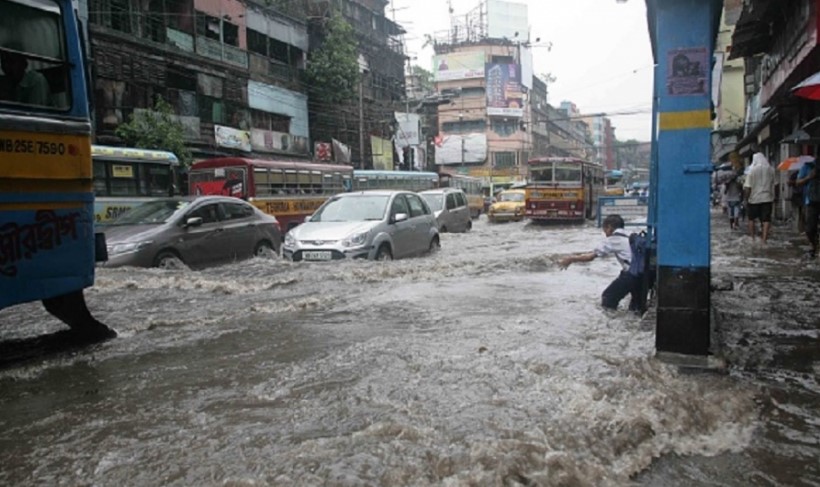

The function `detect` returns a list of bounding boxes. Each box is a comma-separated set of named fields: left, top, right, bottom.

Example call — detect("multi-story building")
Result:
left=88, top=0, right=312, bottom=160
left=711, top=0, right=745, bottom=162
left=730, top=0, right=819, bottom=165
left=583, top=114, right=616, bottom=169
left=305, top=0, right=406, bottom=168
left=85, top=0, right=404, bottom=166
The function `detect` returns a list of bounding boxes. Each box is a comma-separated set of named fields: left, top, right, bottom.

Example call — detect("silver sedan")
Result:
left=283, top=190, right=440, bottom=261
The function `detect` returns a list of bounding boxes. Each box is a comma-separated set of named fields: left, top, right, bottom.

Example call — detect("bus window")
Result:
left=93, top=160, right=108, bottom=195
left=0, top=0, right=70, bottom=110
left=555, top=164, right=582, bottom=183
left=284, top=170, right=297, bottom=194
left=141, top=164, right=173, bottom=196
left=530, top=167, right=552, bottom=183
left=310, top=171, right=322, bottom=194
left=270, top=169, right=284, bottom=194
left=297, top=170, right=311, bottom=194
left=255, top=169, right=271, bottom=196
left=110, top=163, right=137, bottom=196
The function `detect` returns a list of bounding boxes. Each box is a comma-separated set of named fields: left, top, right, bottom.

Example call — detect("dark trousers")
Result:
left=602, top=271, right=644, bottom=312
left=806, top=203, right=820, bottom=254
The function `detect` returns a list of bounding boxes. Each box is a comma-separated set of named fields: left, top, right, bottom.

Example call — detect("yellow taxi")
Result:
left=487, top=189, right=526, bottom=223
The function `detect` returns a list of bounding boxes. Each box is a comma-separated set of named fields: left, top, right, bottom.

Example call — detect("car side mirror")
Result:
left=185, top=216, right=203, bottom=228
left=392, top=213, right=409, bottom=224
left=304, top=215, right=312, bottom=223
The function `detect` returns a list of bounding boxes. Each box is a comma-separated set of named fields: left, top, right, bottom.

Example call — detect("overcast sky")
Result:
left=390, top=0, right=656, bottom=142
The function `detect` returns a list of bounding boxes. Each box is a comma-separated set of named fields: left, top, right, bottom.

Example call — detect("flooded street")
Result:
left=1, top=215, right=817, bottom=486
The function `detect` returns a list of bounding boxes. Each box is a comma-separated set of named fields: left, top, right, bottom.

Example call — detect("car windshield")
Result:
left=311, top=194, right=389, bottom=222
left=107, top=199, right=191, bottom=225
left=421, top=193, right=443, bottom=211
left=499, top=192, right=524, bottom=202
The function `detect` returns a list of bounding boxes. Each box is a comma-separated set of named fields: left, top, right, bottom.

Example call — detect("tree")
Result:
left=115, top=97, right=193, bottom=167
left=410, top=65, right=435, bottom=96
left=305, top=13, right=360, bottom=104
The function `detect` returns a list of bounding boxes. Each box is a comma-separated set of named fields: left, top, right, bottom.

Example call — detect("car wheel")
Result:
left=254, top=240, right=277, bottom=259
left=428, top=236, right=441, bottom=253
left=375, top=244, right=393, bottom=261
left=466, top=220, right=472, bottom=231
left=154, top=250, right=184, bottom=270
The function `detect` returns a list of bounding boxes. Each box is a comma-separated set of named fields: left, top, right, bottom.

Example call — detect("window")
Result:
left=196, top=12, right=220, bottom=41
left=390, top=194, right=409, bottom=216
left=251, top=109, right=290, bottom=132
left=490, top=119, right=518, bottom=137
left=406, top=194, right=426, bottom=217
left=248, top=29, right=267, bottom=56
left=222, top=21, right=238, bottom=46
left=494, top=152, right=516, bottom=168
left=90, top=0, right=132, bottom=33
left=198, top=95, right=223, bottom=123
left=0, top=0, right=70, bottom=110
left=269, top=38, right=289, bottom=64
left=187, top=203, right=220, bottom=224
left=446, top=193, right=457, bottom=210
left=456, top=192, right=467, bottom=207
left=222, top=202, right=253, bottom=220
left=442, top=119, right=486, bottom=134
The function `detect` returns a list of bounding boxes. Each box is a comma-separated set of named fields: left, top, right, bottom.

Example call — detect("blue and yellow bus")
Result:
left=352, top=170, right=439, bottom=192
left=93, top=145, right=180, bottom=224
left=0, top=0, right=114, bottom=339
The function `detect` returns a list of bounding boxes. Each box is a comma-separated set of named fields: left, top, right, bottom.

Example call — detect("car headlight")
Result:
left=109, top=240, right=152, bottom=256
left=342, top=231, right=368, bottom=248
left=284, top=232, right=297, bottom=247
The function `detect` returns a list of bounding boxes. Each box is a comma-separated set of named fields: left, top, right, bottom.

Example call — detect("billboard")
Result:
left=433, top=51, right=486, bottom=81
left=487, top=0, right=529, bottom=42
left=434, top=133, right=488, bottom=165
left=486, top=63, right=524, bottom=117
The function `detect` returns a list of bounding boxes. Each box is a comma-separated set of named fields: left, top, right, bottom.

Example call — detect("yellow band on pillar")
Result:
left=659, top=110, right=712, bottom=131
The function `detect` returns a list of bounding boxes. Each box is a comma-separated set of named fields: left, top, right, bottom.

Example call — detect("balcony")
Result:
left=196, top=36, right=248, bottom=69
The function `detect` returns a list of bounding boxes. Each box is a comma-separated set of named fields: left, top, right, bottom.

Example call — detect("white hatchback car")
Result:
left=283, top=190, right=440, bottom=261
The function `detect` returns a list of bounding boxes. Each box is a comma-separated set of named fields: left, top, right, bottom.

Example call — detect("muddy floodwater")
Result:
left=1, top=215, right=818, bottom=486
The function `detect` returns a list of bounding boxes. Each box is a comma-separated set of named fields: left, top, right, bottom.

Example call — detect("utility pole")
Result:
left=358, top=78, right=365, bottom=169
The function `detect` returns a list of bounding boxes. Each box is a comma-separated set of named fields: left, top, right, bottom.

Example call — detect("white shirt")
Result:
left=594, top=228, right=633, bottom=272
left=743, top=153, right=776, bottom=204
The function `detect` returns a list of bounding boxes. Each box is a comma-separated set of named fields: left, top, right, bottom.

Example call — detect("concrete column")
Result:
left=649, top=0, right=721, bottom=356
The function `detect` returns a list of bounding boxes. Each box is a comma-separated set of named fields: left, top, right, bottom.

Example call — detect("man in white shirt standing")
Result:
left=743, top=150, right=776, bottom=243
left=559, top=214, right=641, bottom=312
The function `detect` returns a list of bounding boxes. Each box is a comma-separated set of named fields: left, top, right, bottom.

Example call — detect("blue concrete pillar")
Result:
left=648, top=0, right=721, bottom=356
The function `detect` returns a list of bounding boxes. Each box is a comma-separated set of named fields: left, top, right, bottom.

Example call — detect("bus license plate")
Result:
left=303, top=251, right=332, bottom=261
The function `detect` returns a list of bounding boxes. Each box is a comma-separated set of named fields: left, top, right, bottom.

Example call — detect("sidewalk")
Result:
left=652, top=210, right=820, bottom=483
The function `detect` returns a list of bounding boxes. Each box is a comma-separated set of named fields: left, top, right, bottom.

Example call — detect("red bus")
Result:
left=188, top=158, right=354, bottom=231
left=524, top=157, right=604, bottom=222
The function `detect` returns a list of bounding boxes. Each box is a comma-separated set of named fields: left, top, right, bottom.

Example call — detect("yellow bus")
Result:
left=92, top=145, right=180, bottom=224
left=525, top=157, right=605, bottom=222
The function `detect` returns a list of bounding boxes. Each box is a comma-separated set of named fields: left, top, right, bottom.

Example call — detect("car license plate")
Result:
left=303, top=251, right=332, bottom=261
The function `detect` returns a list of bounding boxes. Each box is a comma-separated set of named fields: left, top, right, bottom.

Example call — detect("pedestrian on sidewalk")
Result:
left=743, top=150, right=776, bottom=243
left=722, top=162, right=744, bottom=230
left=787, top=170, right=805, bottom=233
left=558, top=214, right=644, bottom=313
left=795, top=158, right=820, bottom=259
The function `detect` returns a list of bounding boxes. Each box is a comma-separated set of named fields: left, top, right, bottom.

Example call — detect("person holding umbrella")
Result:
left=795, top=157, right=820, bottom=259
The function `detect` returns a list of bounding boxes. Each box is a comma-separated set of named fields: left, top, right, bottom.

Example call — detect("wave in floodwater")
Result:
left=7, top=216, right=816, bottom=486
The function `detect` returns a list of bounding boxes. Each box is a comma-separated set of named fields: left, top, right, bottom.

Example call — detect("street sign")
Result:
left=597, top=196, right=649, bottom=227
